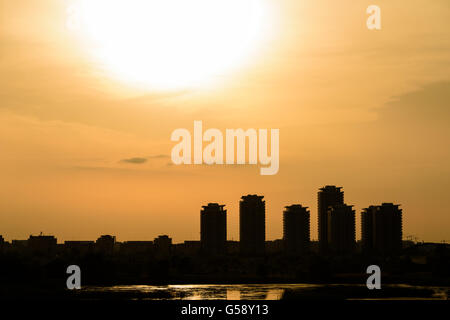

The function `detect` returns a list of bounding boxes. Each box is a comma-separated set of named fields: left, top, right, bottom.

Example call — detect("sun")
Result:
left=72, top=0, right=269, bottom=90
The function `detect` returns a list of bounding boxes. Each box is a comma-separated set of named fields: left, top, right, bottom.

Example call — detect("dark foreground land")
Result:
left=281, top=285, right=448, bottom=300
left=0, top=243, right=449, bottom=300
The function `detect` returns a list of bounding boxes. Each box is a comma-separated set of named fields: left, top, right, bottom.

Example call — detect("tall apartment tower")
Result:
left=240, top=195, right=265, bottom=255
left=327, top=204, right=355, bottom=254
left=361, top=205, right=377, bottom=253
left=200, top=203, right=227, bottom=255
left=283, top=205, right=310, bottom=254
left=318, top=186, right=344, bottom=252
left=361, top=203, right=402, bottom=255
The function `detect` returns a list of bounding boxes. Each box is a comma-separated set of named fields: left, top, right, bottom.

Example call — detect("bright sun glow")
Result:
left=73, top=0, right=269, bottom=90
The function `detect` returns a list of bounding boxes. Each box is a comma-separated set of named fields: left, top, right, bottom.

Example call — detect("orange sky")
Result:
left=0, top=0, right=449, bottom=243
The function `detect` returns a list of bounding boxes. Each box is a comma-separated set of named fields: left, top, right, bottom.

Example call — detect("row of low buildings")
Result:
left=0, top=234, right=173, bottom=257
left=0, top=185, right=403, bottom=257
left=0, top=232, right=286, bottom=257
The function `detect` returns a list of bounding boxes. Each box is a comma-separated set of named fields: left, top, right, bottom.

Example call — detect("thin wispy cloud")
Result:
left=148, top=154, right=170, bottom=159
left=120, top=157, right=148, bottom=164
left=119, top=155, right=170, bottom=164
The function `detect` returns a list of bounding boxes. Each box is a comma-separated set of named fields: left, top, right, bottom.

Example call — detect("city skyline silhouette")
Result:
left=1, top=184, right=448, bottom=301
left=1, top=185, right=407, bottom=254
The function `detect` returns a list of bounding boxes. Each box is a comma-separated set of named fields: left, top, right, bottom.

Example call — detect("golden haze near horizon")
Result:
left=0, top=0, right=449, bottom=243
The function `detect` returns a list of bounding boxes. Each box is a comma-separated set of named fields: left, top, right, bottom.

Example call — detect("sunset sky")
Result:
left=1, top=0, right=449, bottom=243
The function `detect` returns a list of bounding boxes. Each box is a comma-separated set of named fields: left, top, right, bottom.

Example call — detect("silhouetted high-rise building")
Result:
left=361, top=203, right=402, bottom=255
left=283, top=205, right=310, bottom=254
left=318, top=186, right=344, bottom=252
left=361, top=205, right=377, bottom=253
left=201, top=203, right=227, bottom=255
left=0, top=235, right=5, bottom=251
left=240, top=194, right=265, bottom=254
left=327, top=204, right=355, bottom=254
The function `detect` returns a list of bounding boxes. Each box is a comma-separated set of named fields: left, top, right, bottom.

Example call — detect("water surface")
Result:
left=82, top=283, right=449, bottom=300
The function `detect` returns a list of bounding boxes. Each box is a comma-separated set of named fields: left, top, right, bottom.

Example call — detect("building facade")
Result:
left=361, top=205, right=376, bottom=253
left=283, top=204, right=310, bottom=254
left=95, top=235, right=116, bottom=254
left=318, top=186, right=344, bottom=252
left=361, top=203, right=402, bottom=255
left=153, top=235, right=172, bottom=256
left=200, top=203, right=227, bottom=255
left=28, top=234, right=57, bottom=255
left=327, top=204, right=355, bottom=254
left=240, top=194, right=265, bottom=254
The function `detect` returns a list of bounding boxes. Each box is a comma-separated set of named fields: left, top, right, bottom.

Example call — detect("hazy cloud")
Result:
left=119, top=155, right=170, bottom=164
left=378, top=81, right=450, bottom=126
left=148, top=154, right=170, bottom=159
left=120, top=157, right=148, bottom=164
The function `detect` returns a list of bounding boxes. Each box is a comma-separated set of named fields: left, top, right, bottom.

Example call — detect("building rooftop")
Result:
left=381, top=202, right=401, bottom=207
left=319, top=185, right=343, bottom=191
left=284, top=204, right=309, bottom=210
left=241, top=194, right=264, bottom=201
left=202, top=203, right=226, bottom=209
